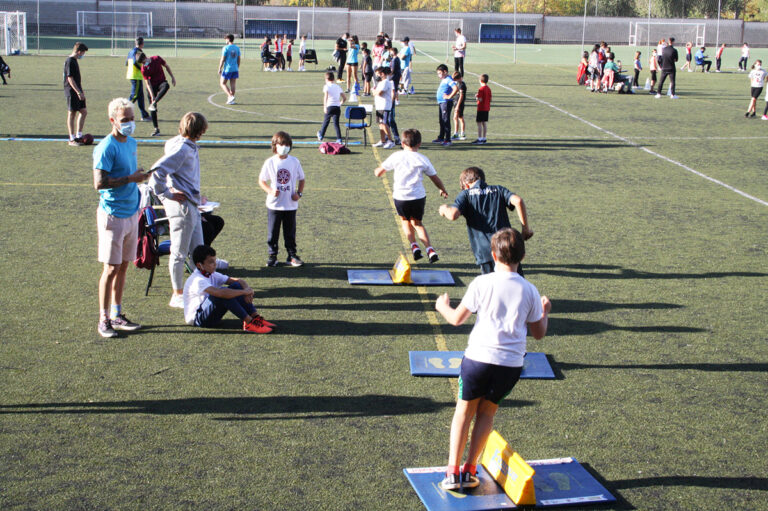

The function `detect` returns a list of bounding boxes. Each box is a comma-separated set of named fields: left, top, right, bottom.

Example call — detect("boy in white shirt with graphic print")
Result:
left=374, top=128, right=448, bottom=263
left=259, top=131, right=305, bottom=267
left=435, top=227, right=551, bottom=491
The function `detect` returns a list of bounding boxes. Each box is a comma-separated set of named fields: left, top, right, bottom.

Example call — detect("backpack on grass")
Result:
left=319, top=142, right=350, bottom=155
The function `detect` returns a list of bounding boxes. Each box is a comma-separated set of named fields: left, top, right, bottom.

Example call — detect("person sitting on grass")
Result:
left=434, top=227, right=551, bottom=491
left=183, top=244, right=275, bottom=334
left=374, top=128, right=448, bottom=263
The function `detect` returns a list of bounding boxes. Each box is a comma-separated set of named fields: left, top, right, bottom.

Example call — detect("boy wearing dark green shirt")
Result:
left=439, top=167, right=533, bottom=275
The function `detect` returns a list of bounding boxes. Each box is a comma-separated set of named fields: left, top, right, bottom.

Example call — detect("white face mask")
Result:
left=276, top=144, right=291, bottom=156
left=118, top=121, right=135, bottom=136
left=756, top=65, right=762, bottom=70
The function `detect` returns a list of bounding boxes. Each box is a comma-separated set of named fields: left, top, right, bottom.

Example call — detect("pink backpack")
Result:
left=319, top=142, right=350, bottom=155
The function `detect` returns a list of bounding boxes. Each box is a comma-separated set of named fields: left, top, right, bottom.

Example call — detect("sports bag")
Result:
left=134, top=207, right=160, bottom=269
left=319, top=142, right=351, bottom=155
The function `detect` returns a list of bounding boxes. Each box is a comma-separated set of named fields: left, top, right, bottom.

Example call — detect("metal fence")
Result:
left=1, top=0, right=767, bottom=56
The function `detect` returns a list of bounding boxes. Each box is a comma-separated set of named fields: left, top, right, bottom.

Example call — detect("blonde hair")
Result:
left=179, top=112, right=208, bottom=140
left=107, top=97, right=133, bottom=120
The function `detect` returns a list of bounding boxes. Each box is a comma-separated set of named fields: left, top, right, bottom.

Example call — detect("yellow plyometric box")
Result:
left=388, top=253, right=412, bottom=284
left=480, top=430, right=536, bottom=506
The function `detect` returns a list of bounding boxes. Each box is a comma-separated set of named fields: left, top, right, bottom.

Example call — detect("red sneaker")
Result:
left=243, top=317, right=272, bottom=334
left=253, top=314, right=276, bottom=328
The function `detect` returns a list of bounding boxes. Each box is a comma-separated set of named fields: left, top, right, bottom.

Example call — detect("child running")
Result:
left=747, top=60, right=766, bottom=118
left=435, top=227, right=551, bottom=491
left=259, top=131, right=305, bottom=267
left=317, top=71, right=346, bottom=143
left=472, top=74, right=491, bottom=145
left=374, top=128, right=448, bottom=263
left=138, top=53, right=176, bottom=136
left=183, top=245, right=275, bottom=334
left=452, top=72, right=467, bottom=140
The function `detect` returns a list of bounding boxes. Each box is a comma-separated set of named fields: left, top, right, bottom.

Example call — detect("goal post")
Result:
left=1, top=11, right=27, bottom=55
left=76, top=11, right=153, bottom=38
left=629, top=21, right=704, bottom=47
left=393, top=17, right=463, bottom=43
left=297, top=9, right=382, bottom=43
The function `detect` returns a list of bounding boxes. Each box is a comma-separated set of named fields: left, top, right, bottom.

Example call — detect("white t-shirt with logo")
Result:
left=259, top=154, right=305, bottom=211
left=323, top=82, right=344, bottom=107
left=374, top=78, right=393, bottom=111
left=380, top=150, right=437, bottom=201
left=454, top=34, right=467, bottom=58
left=183, top=269, right=229, bottom=325
left=749, top=68, right=767, bottom=87
left=460, top=271, right=543, bottom=368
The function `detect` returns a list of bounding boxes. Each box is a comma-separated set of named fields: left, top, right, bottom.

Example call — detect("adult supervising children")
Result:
left=126, top=37, right=150, bottom=121
left=93, top=98, right=151, bottom=338
left=435, top=64, right=458, bottom=146
left=655, top=37, right=678, bottom=99
left=218, top=34, right=241, bottom=105
left=435, top=227, right=551, bottom=491
left=452, top=28, right=467, bottom=77
left=139, top=53, right=176, bottom=136
left=439, top=166, right=532, bottom=276
left=64, top=42, right=89, bottom=146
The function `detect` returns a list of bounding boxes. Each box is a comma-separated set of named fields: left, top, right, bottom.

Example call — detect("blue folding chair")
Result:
left=345, top=106, right=369, bottom=147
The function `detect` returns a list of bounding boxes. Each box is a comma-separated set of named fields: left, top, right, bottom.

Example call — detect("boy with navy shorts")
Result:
left=218, top=34, right=241, bottom=105
left=374, top=129, right=448, bottom=263
left=435, top=228, right=551, bottom=491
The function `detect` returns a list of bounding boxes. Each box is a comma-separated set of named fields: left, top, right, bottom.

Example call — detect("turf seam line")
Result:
left=366, top=125, right=457, bottom=399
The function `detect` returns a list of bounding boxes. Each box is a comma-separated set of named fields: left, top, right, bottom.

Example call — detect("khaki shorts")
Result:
left=97, top=208, right=139, bottom=265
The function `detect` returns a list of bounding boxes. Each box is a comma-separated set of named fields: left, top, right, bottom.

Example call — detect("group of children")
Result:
left=260, top=34, right=308, bottom=72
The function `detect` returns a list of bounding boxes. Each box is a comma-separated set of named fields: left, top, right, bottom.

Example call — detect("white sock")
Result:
left=69, top=134, right=75, bottom=141
left=76, top=132, right=82, bottom=139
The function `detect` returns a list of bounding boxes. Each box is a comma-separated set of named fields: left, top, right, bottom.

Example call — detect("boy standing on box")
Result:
left=472, top=74, right=491, bottom=145
left=435, top=228, right=551, bottom=491
left=439, top=166, right=532, bottom=276
left=259, top=131, right=305, bottom=268
left=374, top=129, right=448, bottom=263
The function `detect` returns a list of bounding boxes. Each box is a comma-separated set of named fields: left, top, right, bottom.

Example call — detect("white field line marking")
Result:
left=418, top=47, right=767, bottom=207
left=206, top=86, right=321, bottom=124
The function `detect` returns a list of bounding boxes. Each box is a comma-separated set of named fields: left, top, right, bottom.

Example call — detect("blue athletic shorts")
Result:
left=458, top=357, right=522, bottom=404
left=221, top=71, right=239, bottom=80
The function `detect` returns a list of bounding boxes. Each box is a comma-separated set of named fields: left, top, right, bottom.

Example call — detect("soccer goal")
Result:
left=629, top=21, right=704, bottom=47
left=393, top=17, right=463, bottom=43
left=1, top=11, right=26, bottom=55
left=76, top=11, right=153, bottom=38
left=297, top=9, right=382, bottom=42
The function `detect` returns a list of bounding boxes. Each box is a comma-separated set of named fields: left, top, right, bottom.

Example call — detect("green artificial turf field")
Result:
left=1, top=42, right=767, bottom=510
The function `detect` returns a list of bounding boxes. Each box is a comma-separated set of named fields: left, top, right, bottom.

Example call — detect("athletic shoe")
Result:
left=141, top=116, right=152, bottom=122
left=409, top=86, right=415, bottom=94
left=336, top=79, right=344, bottom=83
left=287, top=255, right=304, bottom=267
left=762, top=115, right=768, bottom=120
left=442, top=141, right=452, bottom=147
left=428, top=249, right=439, bottom=263
left=750, top=112, right=756, bottom=118
left=479, top=139, right=487, bottom=144
left=459, top=133, right=466, bottom=140
left=471, top=139, right=483, bottom=144
left=451, top=133, right=459, bottom=139
left=383, top=140, right=395, bottom=149
left=745, top=112, right=751, bottom=118
left=110, top=314, right=142, bottom=331
left=372, top=141, right=385, bottom=147
left=252, top=314, right=277, bottom=328
left=266, top=255, right=279, bottom=267
left=226, top=96, right=236, bottom=105
left=317, top=130, right=323, bottom=141
left=655, top=93, right=662, bottom=98
left=335, top=139, right=343, bottom=144
left=460, top=471, right=480, bottom=489
left=395, top=99, right=400, bottom=106
left=148, top=102, right=157, bottom=112
left=393, top=138, right=401, bottom=145
left=169, top=294, right=185, bottom=309
left=412, top=247, right=423, bottom=260
left=243, top=317, right=272, bottom=334
left=216, top=258, right=229, bottom=270
left=68, top=139, right=84, bottom=146
left=97, top=319, right=118, bottom=338
left=670, top=95, right=679, bottom=99
left=151, top=129, right=161, bottom=136
left=440, top=473, right=461, bottom=491
left=432, top=138, right=444, bottom=144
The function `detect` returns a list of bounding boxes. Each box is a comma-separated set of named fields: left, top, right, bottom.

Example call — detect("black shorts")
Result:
left=458, top=357, right=522, bottom=404
left=686, top=54, right=692, bottom=62
left=650, top=70, right=657, bottom=81
left=476, top=110, right=489, bottom=123
left=65, top=89, right=86, bottom=112
left=751, top=86, right=763, bottom=99
left=376, top=109, right=391, bottom=125
left=364, top=72, right=373, bottom=83
left=455, top=101, right=465, bottom=117
left=394, top=197, right=426, bottom=221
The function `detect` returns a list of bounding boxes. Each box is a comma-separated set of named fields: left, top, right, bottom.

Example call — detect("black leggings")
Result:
left=633, top=69, right=640, bottom=87
left=454, top=56, right=464, bottom=77
left=150, top=81, right=170, bottom=128
left=201, top=212, right=224, bottom=246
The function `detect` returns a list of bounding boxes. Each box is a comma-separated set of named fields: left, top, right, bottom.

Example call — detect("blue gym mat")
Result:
left=403, top=458, right=616, bottom=510
left=347, top=269, right=455, bottom=286
left=409, top=351, right=555, bottom=379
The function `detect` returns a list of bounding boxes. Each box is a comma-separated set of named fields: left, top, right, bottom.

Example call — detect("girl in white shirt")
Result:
left=747, top=60, right=766, bottom=118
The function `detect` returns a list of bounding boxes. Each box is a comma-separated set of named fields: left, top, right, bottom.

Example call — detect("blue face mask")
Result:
left=118, top=121, right=135, bottom=137
left=77, top=54, right=84, bottom=60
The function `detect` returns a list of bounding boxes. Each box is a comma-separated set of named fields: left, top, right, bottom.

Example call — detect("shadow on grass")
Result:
left=610, top=474, right=768, bottom=492
left=547, top=317, right=706, bottom=336
left=551, top=356, right=768, bottom=374
left=0, top=396, right=536, bottom=420
left=553, top=299, right=683, bottom=313
left=525, top=263, right=768, bottom=280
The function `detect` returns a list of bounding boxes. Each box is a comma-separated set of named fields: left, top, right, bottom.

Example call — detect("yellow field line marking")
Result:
left=367, top=126, right=458, bottom=398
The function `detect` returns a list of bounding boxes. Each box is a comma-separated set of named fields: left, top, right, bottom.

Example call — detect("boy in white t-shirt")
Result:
left=183, top=245, right=275, bottom=333
left=434, top=228, right=551, bottom=491
left=372, top=66, right=395, bottom=149
left=259, top=131, right=306, bottom=267
left=374, top=129, right=448, bottom=262
left=317, top=71, right=347, bottom=143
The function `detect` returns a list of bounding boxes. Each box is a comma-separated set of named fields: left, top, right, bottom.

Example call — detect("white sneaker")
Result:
left=169, top=294, right=184, bottom=309
left=226, top=96, right=236, bottom=105
left=372, top=141, right=384, bottom=147
left=383, top=141, right=395, bottom=149
left=147, top=102, right=157, bottom=112
left=216, top=258, right=229, bottom=270
left=655, top=93, right=662, bottom=98
left=395, top=99, right=400, bottom=106
left=761, top=115, right=768, bottom=120
left=670, top=95, right=679, bottom=99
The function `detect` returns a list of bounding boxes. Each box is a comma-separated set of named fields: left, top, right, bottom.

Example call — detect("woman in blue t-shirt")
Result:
left=345, top=35, right=360, bottom=94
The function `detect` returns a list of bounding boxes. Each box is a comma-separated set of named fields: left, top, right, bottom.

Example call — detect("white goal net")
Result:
left=297, top=10, right=381, bottom=41
left=1, top=11, right=26, bottom=55
left=76, top=11, right=153, bottom=38
left=393, top=17, right=463, bottom=43
left=629, top=21, right=704, bottom=47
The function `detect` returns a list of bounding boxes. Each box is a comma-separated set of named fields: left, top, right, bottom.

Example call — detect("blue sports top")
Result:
left=93, top=134, right=140, bottom=218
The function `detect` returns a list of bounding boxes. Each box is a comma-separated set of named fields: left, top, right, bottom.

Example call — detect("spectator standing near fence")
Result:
left=64, top=42, right=88, bottom=146
left=93, top=98, right=151, bottom=338
left=655, top=37, right=678, bottom=99
left=126, top=37, right=150, bottom=121
left=453, top=28, right=466, bottom=77
left=218, top=34, right=240, bottom=105
left=715, top=43, right=725, bottom=72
